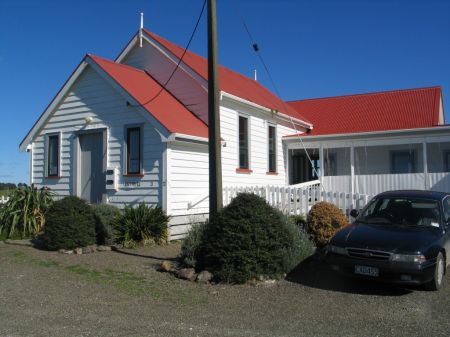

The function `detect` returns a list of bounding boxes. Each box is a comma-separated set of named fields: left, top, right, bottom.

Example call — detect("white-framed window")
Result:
left=267, top=124, right=277, bottom=173
left=124, top=125, right=143, bottom=175
left=45, top=133, right=60, bottom=177
left=238, top=115, right=250, bottom=170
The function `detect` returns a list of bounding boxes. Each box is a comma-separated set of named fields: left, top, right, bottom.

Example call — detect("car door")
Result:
left=443, top=196, right=450, bottom=267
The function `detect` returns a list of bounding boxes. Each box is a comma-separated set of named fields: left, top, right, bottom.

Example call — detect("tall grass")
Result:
left=0, top=186, right=54, bottom=239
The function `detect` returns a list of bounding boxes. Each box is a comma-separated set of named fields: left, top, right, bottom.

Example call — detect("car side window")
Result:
left=444, top=197, right=450, bottom=222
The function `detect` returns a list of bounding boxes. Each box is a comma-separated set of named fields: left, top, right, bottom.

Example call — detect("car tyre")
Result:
left=425, top=252, right=445, bottom=291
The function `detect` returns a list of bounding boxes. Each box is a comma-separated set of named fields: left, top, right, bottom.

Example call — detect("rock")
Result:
left=4, top=239, right=34, bottom=247
left=177, top=268, right=196, bottom=281
left=74, top=248, right=83, bottom=255
left=96, top=245, right=111, bottom=252
left=159, top=260, right=175, bottom=273
left=196, top=270, right=213, bottom=284
left=81, top=247, right=91, bottom=254
left=58, top=249, right=74, bottom=254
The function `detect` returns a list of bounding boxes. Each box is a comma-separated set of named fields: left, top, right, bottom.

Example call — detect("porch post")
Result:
left=319, top=143, right=324, bottom=182
left=423, top=140, right=428, bottom=190
left=285, top=144, right=290, bottom=185
left=350, top=143, right=355, bottom=195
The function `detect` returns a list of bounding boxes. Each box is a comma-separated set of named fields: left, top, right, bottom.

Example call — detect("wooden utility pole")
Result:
left=207, top=0, right=223, bottom=215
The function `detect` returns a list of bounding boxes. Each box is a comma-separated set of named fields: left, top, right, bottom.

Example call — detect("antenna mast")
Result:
left=139, top=12, right=144, bottom=47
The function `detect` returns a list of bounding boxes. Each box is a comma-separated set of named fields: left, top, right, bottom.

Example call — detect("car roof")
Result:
left=376, top=190, right=449, bottom=201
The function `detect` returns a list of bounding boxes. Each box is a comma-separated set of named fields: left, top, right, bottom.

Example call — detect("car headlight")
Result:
left=391, top=254, right=426, bottom=263
left=328, top=245, right=347, bottom=255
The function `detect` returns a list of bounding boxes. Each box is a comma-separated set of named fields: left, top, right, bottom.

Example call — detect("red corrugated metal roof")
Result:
left=144, top=29, right=312, bottom=126
left=287, top=87, right=442, bottom=136
left=88, top=54, right=208, bottom=138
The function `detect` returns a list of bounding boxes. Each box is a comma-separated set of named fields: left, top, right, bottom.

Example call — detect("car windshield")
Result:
left=358, top=197, right=441, bottom=227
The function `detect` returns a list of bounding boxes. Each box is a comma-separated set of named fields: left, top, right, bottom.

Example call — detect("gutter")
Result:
left=283, top=125, right=450, bottom=142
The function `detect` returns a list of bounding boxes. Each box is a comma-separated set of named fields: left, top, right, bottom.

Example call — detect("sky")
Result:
left=0, top=0, right=449, bottom=184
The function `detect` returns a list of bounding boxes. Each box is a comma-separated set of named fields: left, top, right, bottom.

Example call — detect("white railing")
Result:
left=0, top=196, right=10, bottom=204
left=223, top=182, right=371, bottom=217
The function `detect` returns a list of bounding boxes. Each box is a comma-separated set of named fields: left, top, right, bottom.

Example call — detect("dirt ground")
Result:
left=0, top=242, right=449, bottom=337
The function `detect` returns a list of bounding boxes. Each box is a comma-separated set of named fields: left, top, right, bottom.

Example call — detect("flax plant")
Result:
left=0, top=186, right=54, bottom=239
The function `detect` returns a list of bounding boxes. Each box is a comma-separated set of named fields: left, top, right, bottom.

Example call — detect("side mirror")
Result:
left=350, top=209, right=359, bottom=218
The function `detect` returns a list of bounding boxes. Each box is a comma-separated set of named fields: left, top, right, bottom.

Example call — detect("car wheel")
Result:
left=425, top=252, right=445, bottom=291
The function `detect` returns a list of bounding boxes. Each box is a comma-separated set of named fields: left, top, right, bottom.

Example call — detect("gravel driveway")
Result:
left=0, top=242, right=449, bottom=337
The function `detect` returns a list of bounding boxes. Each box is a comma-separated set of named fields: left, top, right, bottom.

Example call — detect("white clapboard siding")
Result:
left=168, top=142, right=209, bottom=217
left=31, top=66, right=164, bottom=208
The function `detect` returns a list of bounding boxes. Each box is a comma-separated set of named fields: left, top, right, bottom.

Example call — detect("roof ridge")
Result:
left=142, top=29, right=311, bottom=124
left=287, top=86, right=442, bottom=104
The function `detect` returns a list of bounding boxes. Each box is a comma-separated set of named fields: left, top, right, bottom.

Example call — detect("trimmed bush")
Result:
left=180, top=222, right=206, bottom=268
left=197, top=193, right=309, bottom=283
left=113, top=203, right=169, bottom=247
left=0, top=186, right=54, bottom=239
left=92, top=204, right=121, bottom=245
left=42, top=196, right=96, bottom=250
left=306, top=202, right=348, bottom=247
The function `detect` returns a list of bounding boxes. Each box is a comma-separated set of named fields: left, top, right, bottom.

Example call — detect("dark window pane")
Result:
left=239, top=116, right=249, bottom=169
left=48, top=135, right=59, bottom=176
left=127, top=128, right=141, bottom=174
left=391, top=151, right=415, bottom=174
left=268, top=125, right=276, bottom=172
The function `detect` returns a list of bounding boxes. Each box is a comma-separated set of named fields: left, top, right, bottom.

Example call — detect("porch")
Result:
left=284, top=127, right=450, bottom=196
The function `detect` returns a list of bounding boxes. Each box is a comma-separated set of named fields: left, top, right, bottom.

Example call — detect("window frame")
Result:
left=390, top=150, right=416, bottom=174
left=124, top=125, right=143, bottom=176
left=46, top=133, right=61, bottom=178
left=237, top=114, right=251, bottom=171
left=267, top=124, right=277, bottom=173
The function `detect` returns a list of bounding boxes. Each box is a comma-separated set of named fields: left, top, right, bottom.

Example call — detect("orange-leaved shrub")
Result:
left=306, top=202, right=348, bottom=247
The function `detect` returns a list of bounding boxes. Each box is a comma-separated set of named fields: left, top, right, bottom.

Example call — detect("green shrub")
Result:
left=42, top=196, right=96, bottom=250
left=92, top=204, right=121, bottom=245
left=180, top=222, right=206, bottom=268
left=197, top=193, right=308, bottom=284
left=306, top=202, right=348, bottom=247
left=113, top=203, right=169, bottom=247
left=0, top=186, right=54, bottom=239
left=289, top=214, right=307, bottom=228
left=287, top=215, right=315, bottom=260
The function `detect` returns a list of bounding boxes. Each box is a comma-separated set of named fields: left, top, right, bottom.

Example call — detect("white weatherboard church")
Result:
left=20, top=26, right=450, bottom=238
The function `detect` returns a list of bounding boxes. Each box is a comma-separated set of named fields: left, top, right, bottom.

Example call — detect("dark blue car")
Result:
left=326, top=190, right=450, bottom=290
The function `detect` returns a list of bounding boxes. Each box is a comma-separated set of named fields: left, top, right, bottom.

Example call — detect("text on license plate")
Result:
left=354, top=265, right=379, bottom=277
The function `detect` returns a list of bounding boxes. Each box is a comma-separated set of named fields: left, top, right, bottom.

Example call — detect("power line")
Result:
left=232, top=1, right=325, bottom=191
left=128, top=0, right=206, bottom=108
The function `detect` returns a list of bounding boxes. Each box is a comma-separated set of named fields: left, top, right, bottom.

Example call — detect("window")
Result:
left=238, top=116, right=249, bottom=169
left=47, top=134, right=59, bottom=177
left=391, top=150, right=415, bottom=174
left=444, top=151, right=450, bottom=172
left=444, top=197, right=450, bottom=222
left=324, top=153, right=336, bottom=176
left=126, top=127, right=141, bottom=174
left=268, top=125, right=276, bottom=172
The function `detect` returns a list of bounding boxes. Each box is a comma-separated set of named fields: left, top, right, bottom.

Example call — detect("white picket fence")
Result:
left=223, top=181, right=372, bottom=217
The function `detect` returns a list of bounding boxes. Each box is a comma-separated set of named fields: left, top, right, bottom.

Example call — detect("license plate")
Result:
left=355, top=265, right=379, bottom=277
